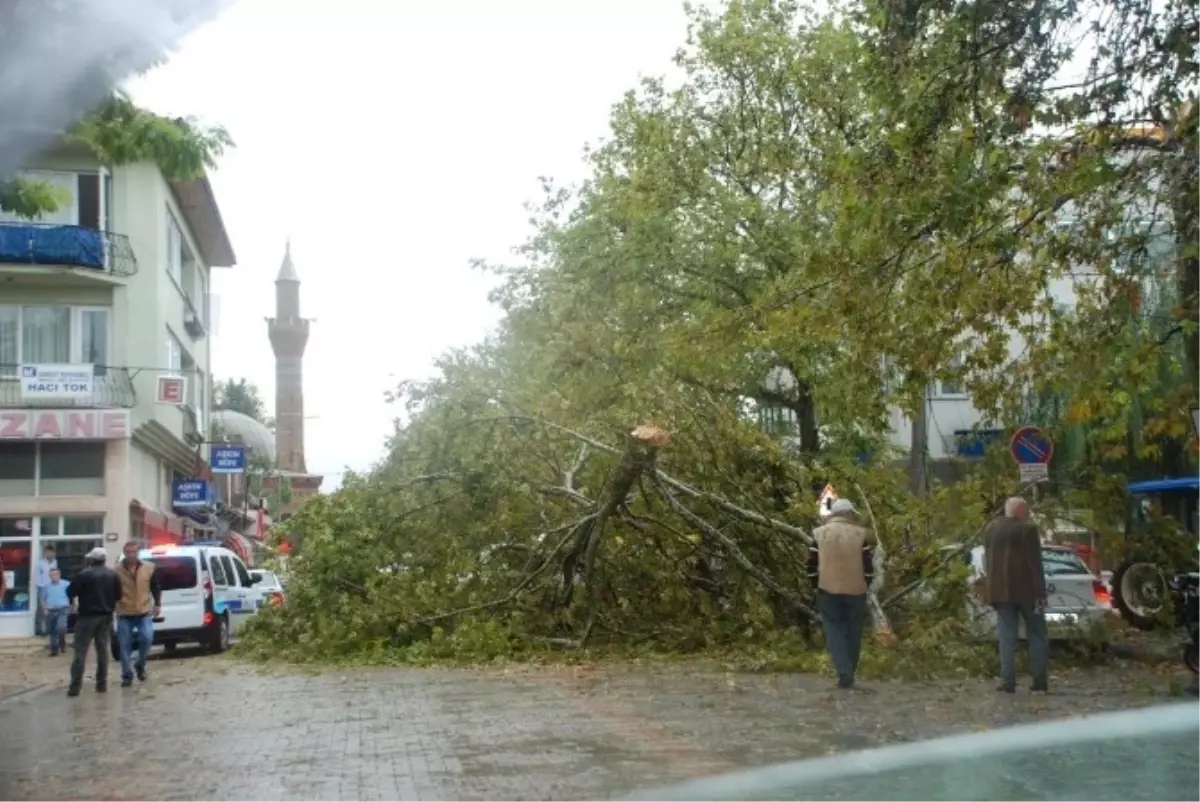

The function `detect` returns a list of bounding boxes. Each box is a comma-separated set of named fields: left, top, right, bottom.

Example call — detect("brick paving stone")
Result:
left=0, top=648, right=1190, bottom=801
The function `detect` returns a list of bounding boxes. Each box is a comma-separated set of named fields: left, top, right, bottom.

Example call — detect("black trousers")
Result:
left=818, top=591, right=867, bottom=686
left=70, top=614, right=112, bottom=690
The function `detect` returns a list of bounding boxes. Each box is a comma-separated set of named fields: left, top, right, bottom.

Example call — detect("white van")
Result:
left=110, top=543, right=264, bottom=657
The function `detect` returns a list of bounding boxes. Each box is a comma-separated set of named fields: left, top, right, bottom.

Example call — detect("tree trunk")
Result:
left=908, top=394, right=929, bottom=497
left=1172, top=110, right=1198, bottom=394
left=796, top=381, right=821, bottom=456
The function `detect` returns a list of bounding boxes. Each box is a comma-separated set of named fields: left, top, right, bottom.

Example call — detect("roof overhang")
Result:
left=132, top=419, right=201, bottom=474
left=169, top=174, right=236, bottom=268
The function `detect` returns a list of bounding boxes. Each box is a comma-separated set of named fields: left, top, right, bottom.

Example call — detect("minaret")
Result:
left=266, top=239, right=310, bottom=474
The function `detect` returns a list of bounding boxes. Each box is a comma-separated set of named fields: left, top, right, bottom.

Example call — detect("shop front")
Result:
left=0, top=514, right=108, bottom=638
left=0, top=408, right=132, bottom=639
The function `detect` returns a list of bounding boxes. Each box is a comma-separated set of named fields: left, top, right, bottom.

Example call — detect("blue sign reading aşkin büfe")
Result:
left=210, top=446, right=246, bottom=474
left=171, top=480, right=212, bottom=508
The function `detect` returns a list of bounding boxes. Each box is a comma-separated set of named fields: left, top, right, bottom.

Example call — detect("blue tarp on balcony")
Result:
left=0, top=224, right=106, bottom=269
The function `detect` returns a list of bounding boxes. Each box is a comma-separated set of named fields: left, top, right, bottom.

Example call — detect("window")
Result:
left=209, top=553, right=229, bottom=586
left=21, top=306, right=70, bottom=363
left=166, top=209, right=184, bottom=284
left=218, top=555, right=236, bottom=588
left=38, top=443, right=105, bottom=496
left=0, top=171, right=77, bottom=225
left=144, top=555, right=198, bottom=591
left=1042, top=548, right=1091, bottom=576
left=166, top=332, right=183, bottom=374
left=78, top=308, right=109, bottom=373
left=0, top=541, right=32, bottom=612
left=0, top=517, right=33, bottom=538
left=61, top=515, right=104, bottom=536
left=230, top=556, right=253, bottom=588
left=42, top=537, right=103, bottom=582
left=0, top=443, right=35, bottom=497
left=938, top=353, right=966, bottom=397
left=0, top=305, right=110, bottom=376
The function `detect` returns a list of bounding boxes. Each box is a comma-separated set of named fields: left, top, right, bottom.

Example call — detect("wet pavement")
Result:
left=0, top=648, right=1192, bottom=800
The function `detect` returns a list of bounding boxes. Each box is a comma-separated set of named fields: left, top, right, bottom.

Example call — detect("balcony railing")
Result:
left=0, top=365, right=137, bottom=408
left=0, top=222, right=138, bottom=276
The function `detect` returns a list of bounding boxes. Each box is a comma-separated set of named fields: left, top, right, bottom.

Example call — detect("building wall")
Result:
left=2, top=156, right=214, bottom=455
left=0, top=152, right=229, bottom=638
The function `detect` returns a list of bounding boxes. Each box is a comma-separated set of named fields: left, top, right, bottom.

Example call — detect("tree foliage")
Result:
left=0, top=93, right=233, bottom=219
left=244, top=0, right=1197, bottom=666
left=212, top=377, right=272, bottom=426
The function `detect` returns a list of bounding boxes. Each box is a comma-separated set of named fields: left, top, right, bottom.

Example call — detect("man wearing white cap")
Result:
left=65, top=547, right=121, bottom=697
left=811, top=498, right=876, bottom=689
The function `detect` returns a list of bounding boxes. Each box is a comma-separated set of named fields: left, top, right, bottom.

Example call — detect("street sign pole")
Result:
left=1011, top=425, right=1054, bottom=489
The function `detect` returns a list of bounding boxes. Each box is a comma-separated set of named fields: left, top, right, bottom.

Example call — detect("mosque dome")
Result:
left=211, top=409, right=275, bottom=463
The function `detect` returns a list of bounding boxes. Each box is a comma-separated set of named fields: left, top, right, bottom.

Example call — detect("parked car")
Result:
left=921, top=544, right=1114, bottom=641
left=110, top=543, right=264, bottom=658
left=249, top=568, right=286, bottom=608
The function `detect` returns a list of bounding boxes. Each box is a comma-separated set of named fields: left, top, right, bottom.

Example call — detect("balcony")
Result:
left=0, top=365, right=137, bottom=408
left=0, top=222, right=138, bottom=277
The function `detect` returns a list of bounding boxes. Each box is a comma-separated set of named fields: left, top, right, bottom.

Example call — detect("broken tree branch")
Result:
left=652, top=474, right=816, bottom=620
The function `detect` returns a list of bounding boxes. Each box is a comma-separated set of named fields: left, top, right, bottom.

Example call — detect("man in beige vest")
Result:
left=812, top=499, right=876, bottom=689
left=115, top=541, right=161, bottom=687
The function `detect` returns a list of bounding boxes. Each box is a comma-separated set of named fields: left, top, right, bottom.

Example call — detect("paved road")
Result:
left=0, top=651, right=1190, bottom=800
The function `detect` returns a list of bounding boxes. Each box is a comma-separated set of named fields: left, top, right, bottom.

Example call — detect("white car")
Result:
left=111, top=543, right=264, bottom=657
left=249, top=568, right=286, bottom=608
left=953, top=543, right=1115, bottom=640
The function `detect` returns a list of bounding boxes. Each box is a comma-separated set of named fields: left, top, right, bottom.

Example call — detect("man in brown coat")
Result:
left=983, top=496, right=1048, bottom=693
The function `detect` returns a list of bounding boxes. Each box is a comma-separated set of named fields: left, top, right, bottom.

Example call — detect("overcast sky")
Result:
left=126, top=0, right=700, bottom=490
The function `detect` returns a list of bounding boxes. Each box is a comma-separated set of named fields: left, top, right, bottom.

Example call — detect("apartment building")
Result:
left=0, top=140, right=234, bottom=638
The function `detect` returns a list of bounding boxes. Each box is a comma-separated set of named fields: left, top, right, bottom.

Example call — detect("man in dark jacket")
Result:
left=66, top=547, right=121, bottom=697
left=983, top=496, right=1048, bottom=693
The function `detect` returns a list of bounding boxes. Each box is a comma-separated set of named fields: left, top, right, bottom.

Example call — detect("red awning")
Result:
left=222, top=532, right=254, bottom=566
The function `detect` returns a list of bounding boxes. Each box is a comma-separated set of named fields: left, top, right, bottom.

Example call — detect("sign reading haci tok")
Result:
left=0, top=409, right=130, bottom=440
left=20, top=364, right=94, bottom=399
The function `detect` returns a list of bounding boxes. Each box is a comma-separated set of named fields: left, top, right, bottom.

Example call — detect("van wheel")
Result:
left=208, top=615, right=230, bottom=653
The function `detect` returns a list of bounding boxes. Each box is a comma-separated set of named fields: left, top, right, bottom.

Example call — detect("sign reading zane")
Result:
left=0, top=409, right=130, bottom=440
left=210, top=446, right=246, bottom=474
left=20, top=364, right=94, bottom=399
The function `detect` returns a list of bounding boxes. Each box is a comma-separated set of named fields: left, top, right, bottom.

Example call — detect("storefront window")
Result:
left=41, top=514, right=104, bottom=582
left=0, top=540, right=32, bottom=613
left=0, top=443, right=35, bottom=497
left=40, top=443, right=105, bottom=496
left=43, top=538, right=103, bottom=582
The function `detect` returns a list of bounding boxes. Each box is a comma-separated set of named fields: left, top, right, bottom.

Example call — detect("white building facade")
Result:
left=0, top=141, right=235, bottom=638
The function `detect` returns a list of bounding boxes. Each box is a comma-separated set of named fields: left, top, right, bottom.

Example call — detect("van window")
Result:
left=218, top=556, right=236, bottom=587
left=209, top=554, right=229, bottom=586
left=145, top=556, right=198, bottom=591
left=230, top=556, right=253, bottom=587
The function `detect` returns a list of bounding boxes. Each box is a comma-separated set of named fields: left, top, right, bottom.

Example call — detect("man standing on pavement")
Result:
left=812, top=499, right=876, bottom=689
left=42, top=568, right=71, bottom=656
left=34, top=544, right=58, bottom=636
left=983, top=496, right=1049, bottom=693
left=66, top=547, right=120, bottom=696
left=115, top=541, right=161, bottom=687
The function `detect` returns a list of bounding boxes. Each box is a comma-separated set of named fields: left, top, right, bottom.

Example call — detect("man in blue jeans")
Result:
left=41, top=568, right=71, bottom=656
left=810, top=499, right=876, bottom=689
left=114, top=541, right=162, bottom=687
